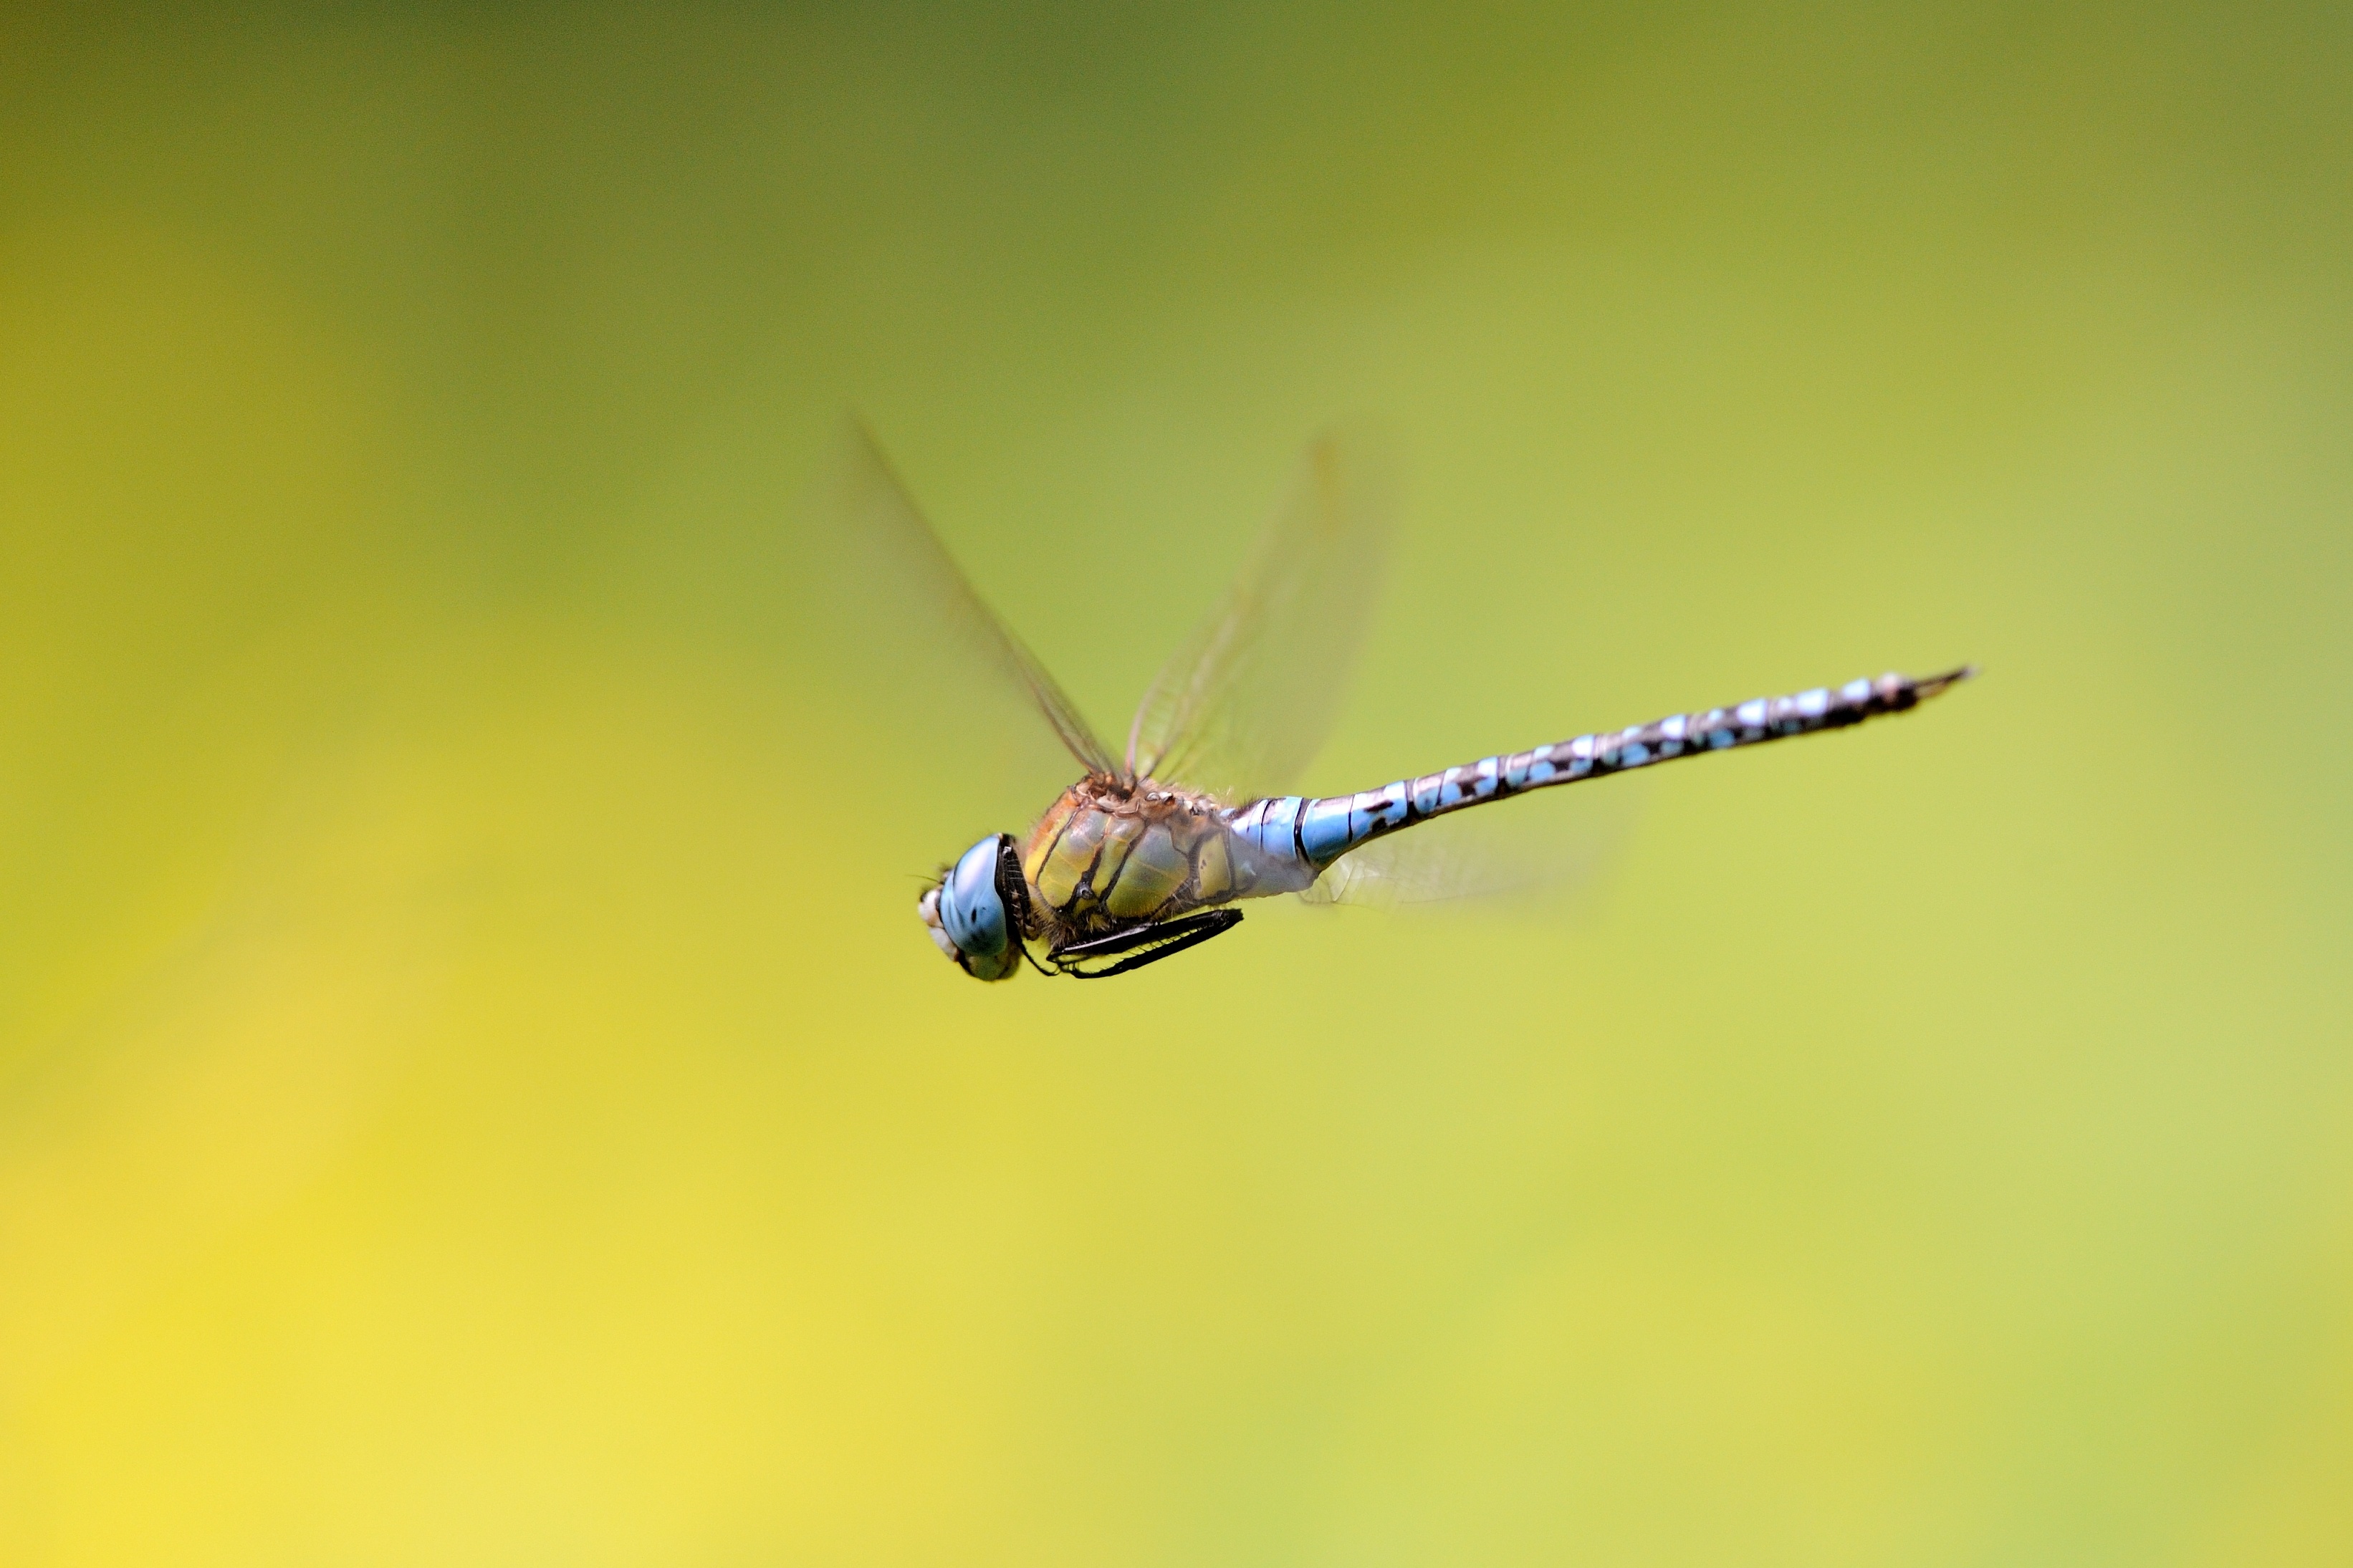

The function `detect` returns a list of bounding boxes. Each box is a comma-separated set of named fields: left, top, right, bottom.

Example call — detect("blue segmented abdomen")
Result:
left=1262, top=666, right=1972, bottom=872
left=1219, top=794, right=1320, bottom=895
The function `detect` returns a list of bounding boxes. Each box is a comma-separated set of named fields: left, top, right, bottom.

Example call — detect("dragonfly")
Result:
left=823, top=423, right=1971, bottom=981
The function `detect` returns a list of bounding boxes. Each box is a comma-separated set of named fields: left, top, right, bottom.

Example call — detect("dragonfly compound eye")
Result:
left=925, top=833, right=1023, bottom=981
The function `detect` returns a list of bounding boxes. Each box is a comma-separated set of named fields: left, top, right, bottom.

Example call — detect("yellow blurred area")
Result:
left=3, top=5, right=2349, bottom=1563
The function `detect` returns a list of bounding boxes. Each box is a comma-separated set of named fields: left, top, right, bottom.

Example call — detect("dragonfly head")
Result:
left=919, top=832, right=1029, bottom=981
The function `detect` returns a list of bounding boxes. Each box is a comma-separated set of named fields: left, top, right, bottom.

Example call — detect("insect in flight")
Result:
left=830, top=424, right=1971, bottom=981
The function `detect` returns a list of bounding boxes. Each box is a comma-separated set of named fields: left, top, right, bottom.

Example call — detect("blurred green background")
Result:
left=3, top=4, right=2349, bottom=1564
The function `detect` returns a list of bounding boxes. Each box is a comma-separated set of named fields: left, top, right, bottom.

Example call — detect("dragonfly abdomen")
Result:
left=1293, top=667, right=1973, bottom=867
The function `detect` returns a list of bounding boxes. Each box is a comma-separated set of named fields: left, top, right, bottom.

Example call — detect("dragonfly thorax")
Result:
left=1017, top=776, right=1308, bottom=948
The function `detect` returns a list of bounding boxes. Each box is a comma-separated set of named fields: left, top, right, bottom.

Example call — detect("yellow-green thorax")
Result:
left=1020, top=779, right=1239, bottom=943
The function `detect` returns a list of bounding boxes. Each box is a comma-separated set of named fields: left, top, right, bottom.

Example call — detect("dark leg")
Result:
left=1053, top=917, right=1225, bottom=958
left=1050, top=909, right=1244, bottom=978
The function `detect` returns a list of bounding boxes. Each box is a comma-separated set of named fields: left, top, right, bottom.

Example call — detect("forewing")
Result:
left=831, top=421, right=1113, bottom=776
left=1126, top=432, right=1395, bottom=800
left=797, top=421, right=1114, bottom=848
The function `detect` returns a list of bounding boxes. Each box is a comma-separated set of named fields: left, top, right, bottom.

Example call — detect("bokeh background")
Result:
left=4, top=4, right=2349, bottom=1564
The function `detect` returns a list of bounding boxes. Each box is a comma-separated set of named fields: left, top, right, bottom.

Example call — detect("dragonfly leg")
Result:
left=1048, top=910, right=1244, bottom=979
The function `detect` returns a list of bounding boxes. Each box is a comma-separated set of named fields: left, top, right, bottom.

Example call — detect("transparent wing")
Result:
left=1298, top=789, right=1636, bottom=912
left=792, top=420, right=1114, bottom=853
left=822, top=420, right=1115, bottom=777
left=1126, top=431, right=1396, bottom=800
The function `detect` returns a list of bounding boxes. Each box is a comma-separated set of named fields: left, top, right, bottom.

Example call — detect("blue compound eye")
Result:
left=931, top=834, right=1023, bottom=981
left=941, top=836, right=1010, bottom=957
